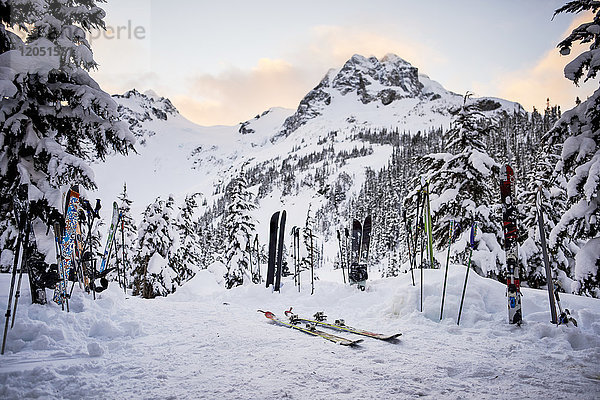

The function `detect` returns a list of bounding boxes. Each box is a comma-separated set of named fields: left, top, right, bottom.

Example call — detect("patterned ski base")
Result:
left=53, top=190, right=80, bottom=304
left=293, top=314, right=401, bottom=341
left=258, top=310, right=363, bottom=346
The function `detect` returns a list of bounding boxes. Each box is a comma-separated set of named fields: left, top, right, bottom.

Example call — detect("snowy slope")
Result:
left=91, top=54, right=521, bottom=240
left=1, top=264, right=599, bottom=399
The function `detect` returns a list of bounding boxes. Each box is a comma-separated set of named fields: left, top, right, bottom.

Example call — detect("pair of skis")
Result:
left=2, top=185, right=45, bottom=354
left=349, top=216, right=371, bottom=291
left=266, top=211, right=286, bottom=292
left=500, top=165, right=523, bottom=325
left=258, top=309, right=401, bottom=346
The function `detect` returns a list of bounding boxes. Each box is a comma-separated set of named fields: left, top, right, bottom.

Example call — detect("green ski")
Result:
left=258, top=310, right=363, bottom=346
left=285, top=309, right=401, bottom=341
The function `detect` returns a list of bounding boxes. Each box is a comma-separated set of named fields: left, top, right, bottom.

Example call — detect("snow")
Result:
left=574, top=238, right=600, bottom=296
left=1, top=265, right=599, bottom=399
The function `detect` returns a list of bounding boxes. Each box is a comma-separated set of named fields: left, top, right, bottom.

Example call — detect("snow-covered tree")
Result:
left=406, top=95, right=502, bottom=277
left=115, top=182, right=137, bottom=288
left=0, top=0, right=135, bottom=271
left=170, top=193, right=202, bottom=285
left=132, top=195, right=176, bottom=298
left=223, top=170, right=256, bottom=288
left=519, top=146, right=572, bottom=289
left=547, top=1, right=600, bottom=296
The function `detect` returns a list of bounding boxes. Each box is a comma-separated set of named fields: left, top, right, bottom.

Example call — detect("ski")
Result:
left=286, top=310, right=401, bottom=341
left=423, top=179, right=435, bottom=269
left=500, top=164, right=522, bottom=325
left=266, top=211, right=280, bottom=288
left=356, top=215, right=371, bottom=290
left=258, top=310, right=363, bottom=346
left=274, top=210, right=286, bottom=291
left=99, top=202, right=120, bottom=273
left=53, top=186, right=80, bottom=307
left=536, top=187, right=558, bottom=325
left=349, top=219, right=363, bottom=288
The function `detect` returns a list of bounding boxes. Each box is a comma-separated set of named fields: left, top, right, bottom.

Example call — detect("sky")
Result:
left=89, top=0, right=596, bottom=126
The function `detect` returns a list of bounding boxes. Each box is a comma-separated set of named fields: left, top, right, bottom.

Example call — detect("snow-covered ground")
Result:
left=1, top=263, right=599, bottom=399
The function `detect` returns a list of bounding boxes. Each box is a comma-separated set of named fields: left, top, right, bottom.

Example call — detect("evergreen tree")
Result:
left=0, top=0, right=135, bottom=271
left=547, top=1, right=600, bottom=296
left=223, top=170, right=256, bottom=288
left=132, top=195, right=176, bottom=298
left=406, top=94, right=502, bottom=277
left=171, top=193, right=203, bottom=285
left=115, top=183, right=137, bottom=288
left=519, top=145, right=572, bottom=289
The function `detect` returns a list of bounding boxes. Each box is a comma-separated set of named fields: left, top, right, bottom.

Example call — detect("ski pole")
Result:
left=2, top=220, right=24, bottom=354
left=440, top=220, right=454, bottom=321
left=11, top=216, right=31, bottom=328
left=457, top=222, right=478, bottom=325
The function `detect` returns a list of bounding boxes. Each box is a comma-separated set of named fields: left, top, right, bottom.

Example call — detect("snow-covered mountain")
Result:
left=92, top=53, right=520, bottom=229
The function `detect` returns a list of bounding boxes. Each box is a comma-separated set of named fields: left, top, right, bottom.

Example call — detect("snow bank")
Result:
left=1, top=263, right=599, bottom=399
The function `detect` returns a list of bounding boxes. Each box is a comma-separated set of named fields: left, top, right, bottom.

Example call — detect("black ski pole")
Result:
left=458, top=222, right=477, bottom=325
left=440, top=220, right=455, bottom=321
left=11, top=216, right=31, bottom=329
left=2, top=217, right=24, bottom=354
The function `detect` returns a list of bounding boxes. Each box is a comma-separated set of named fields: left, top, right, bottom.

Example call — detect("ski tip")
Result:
left=383, top=333, right=402, bottom=341
left=257, top=310, right=274, bottom=319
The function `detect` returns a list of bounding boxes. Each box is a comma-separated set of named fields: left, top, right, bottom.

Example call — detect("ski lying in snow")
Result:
left=285, top=309, right=401, bottom=341
left=258, top=310, right=363, bottom=346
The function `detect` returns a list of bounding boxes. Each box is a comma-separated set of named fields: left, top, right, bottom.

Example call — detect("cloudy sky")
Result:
left=89, top=0, right=595, bottom=126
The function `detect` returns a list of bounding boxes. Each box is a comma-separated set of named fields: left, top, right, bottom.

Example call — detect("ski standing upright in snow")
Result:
left=349, top=219, right=362, bottom=286
left=274, top=210, right=287, bottom=292
left=349, top=216, right=371, bottom=290
left=99, top=202, right=120, bottom=274
left=266, top=211, right=286, bottom=292
left=536, top=186, right=558, bottom=325
left=500, top=164, right=522, bottom=325
left=53, top=186, right=80, bottom=309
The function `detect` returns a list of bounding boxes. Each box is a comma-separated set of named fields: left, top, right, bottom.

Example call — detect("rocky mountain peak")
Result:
left=114, top=89, right=179, bottom=143
left=278, top=54, right=428, bottom=138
